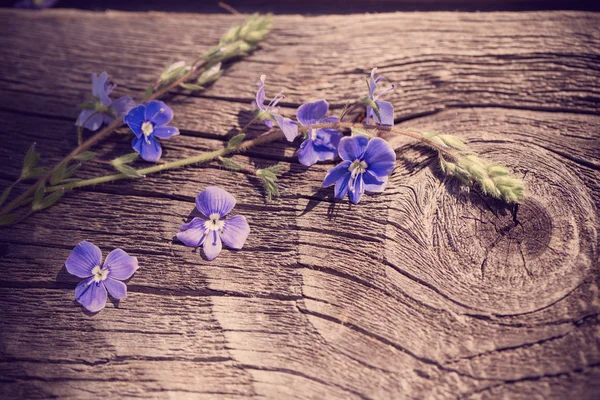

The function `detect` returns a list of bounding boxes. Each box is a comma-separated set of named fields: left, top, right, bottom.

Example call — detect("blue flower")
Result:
left=252, top=75, right=298, bottom=142
left=177, top=186, right=250, bottom=260
left=366, top=68, right=395, bottom=126
left=65, top=241, right=139, bottom=313
left=124, top=100, right=180, bottom=162
left=295, top=100, right=342, bottom=167
left=76, top=72, right=136, bottom=131
left=322, top=136, right=396, bottom=204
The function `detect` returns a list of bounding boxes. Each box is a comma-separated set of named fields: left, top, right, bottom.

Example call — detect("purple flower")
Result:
left=65, top=241, right=139, bottom=313
left=366, top=68, right=395, bottom=126
left=76, top=72, right=136, bottom=131
left=124, top=100, right=180, bottom=162
left=177, top=186, right=250, bottom=260
left=295, top=100, right=342, bottom=167
left=252, top=75, right=298, bottom=142
left=14, top=0, right=59, bottom=8
left=322, top=135, right=396, bottom=204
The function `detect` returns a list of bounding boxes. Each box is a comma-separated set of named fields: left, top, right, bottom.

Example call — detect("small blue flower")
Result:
left=76, top=72, right=136, bottom=131
left=177, top=186, right=250, bottom=260
left=14, top=0, right=58, bottom=8
left=124, top=100, right=180, bottom=162
left=295, top=99, right=342, bottom=167
left=65, top=241, right=139, bottom=313
left=322, top=135, right=396, bottom=204
left=252, top=75, right=298, bottom=142
left=366, top=68, right=395, bottom=126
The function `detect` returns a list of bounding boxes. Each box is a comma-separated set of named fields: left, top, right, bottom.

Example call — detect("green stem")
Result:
left=45, top=122, right=454, bottom=194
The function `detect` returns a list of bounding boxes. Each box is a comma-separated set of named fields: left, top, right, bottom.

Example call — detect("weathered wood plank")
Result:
left=0, top=8, right=599, bottom=400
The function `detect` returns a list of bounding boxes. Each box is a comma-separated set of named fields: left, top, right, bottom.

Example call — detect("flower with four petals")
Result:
left=295, top=100, right=342, bottom=167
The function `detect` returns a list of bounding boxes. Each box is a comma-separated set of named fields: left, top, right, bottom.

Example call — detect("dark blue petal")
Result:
left=203, top=230, right=222, bottom=260
left=145, top=100, right=173, bottom=127
left=297, top=138, right=320, bottom=167
left=103, top=249, right=138, bottom=281
left=65, top=241, right=102, bottom=278
left=374, top=100, right=394, bottom=126
left=334, top=174, right=351, bottom=199
left=323, top=160, right=351, bottom=187
left=221, top=215, right=250, bottom=250
left=348, top=175, right=365, bottom=204
left=111, top=96, right=136, bottom=119
left=363, top=137, right=396, bottom=177
left=153, top=126, right=180, bottom=139
left=104, top=278, right=127, bottom=300
left=124, top=104, right=147, bottom=137
left=296, top=99, right=329, bottom=126
left=75, top=278, right=107, bottom=313
left=338, top=135, right=368, bottom=161
left=274, top=114, right=298, bottom=142
left=364, top=173, right=388, bottom=193
left=132, top=135, right=162, bottom=162
left=196, top=186, right=236, bottom=218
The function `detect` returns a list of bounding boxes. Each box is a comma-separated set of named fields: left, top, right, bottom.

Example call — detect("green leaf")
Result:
left=25, top=167, right=47, bottom=179
left=50, top=162, right=67, bottom=186
left=197, top=62, right=223, bottom=86
left=112, top=164, right=143, bottom=178
left=0, top=213, right=19, bottom=226
left=32, top=188, right=65, bottom=212
left=0, top=185, right=13, bottom=208
left=227, top=133, right=246, bottom=149
left=438, top=135, right=466, bottom=151
left=110, top=152, right=139, bottom=166
left=32, top=184, right=46, bottom=210
left=218, top=156, right=243, bottom=171
left=21, top=143, right=41, bottom=180
left=144, top=85, right=154, bottom=100
left=74, top=151, right=97, bottom=161
left=263, top=165, right=284, bottom=175
left=179, top=83, right=205, bottom=91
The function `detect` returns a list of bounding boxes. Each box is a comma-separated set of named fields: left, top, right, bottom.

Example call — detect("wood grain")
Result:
left=0, top=8, right=599, bottom=399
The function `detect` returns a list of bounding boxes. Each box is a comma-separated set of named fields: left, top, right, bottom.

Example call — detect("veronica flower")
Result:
left=124, top=100, right=180, bottom=162
left=76, top=72, right=136, bottom=131
left=177, top=186, right=250, bottom=260
left=65, top=241, right=139, bottom=313
left=295, top=100, right=342, bottom=167
left=322, top=135, right=396, bottom=204
left=252, top=75, right=298, bottom=141
left=365, top=68, right=395, bottom=126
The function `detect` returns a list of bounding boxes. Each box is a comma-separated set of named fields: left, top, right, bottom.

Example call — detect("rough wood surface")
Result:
left=0, top=9, right=599, bottom=399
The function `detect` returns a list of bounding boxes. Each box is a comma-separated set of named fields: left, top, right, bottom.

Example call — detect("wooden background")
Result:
left=0, top=8, right=599, bottom=399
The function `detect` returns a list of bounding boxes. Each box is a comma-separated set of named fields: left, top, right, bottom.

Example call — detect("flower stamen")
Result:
left=91, top=265, right=109, bottom=283
left=204, top=213, right=225, bottom=231
left=141, top=121, right=154, bottom=137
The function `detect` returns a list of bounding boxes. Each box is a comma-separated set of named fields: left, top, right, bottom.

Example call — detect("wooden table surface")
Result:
left=0, top=8, right=599, bottom=399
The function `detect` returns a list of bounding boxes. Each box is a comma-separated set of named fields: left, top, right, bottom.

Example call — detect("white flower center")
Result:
left=141, top=121, right=154, bottom=137
left=349, top=160, right=368, bottom=176
left=204, top=213, right=225, bottom=231
left=91, top=265, right=109, bottom=283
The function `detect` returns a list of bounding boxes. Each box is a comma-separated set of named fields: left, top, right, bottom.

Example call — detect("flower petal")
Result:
left=104, top=278, right=127, bottom=300
left=274, top=114, right=298, bottom=142
left=92, top=72, right=111, bottom=107
left=196, top=186, right=236, bottom=218
left=297, top=138, right=321, bottom=167
left=111, top=96, right=136, bottom=119
left=65, top=241, right=102, bottom=278
left=349, top=176, right=364, bottom=204
left=132, top=135, right=162, bottom=162
left=104, top=248, right=139, bottom=280
left=75, top=278, right=107, bottom=313
left=364, top=173, right=388, bottom=193
left=255, top=75, right=267, bottom=111
left=177, top=218, right=207, bottom=247
left=338, top=135, right=368, bottom=161
left=334, top=174, right=351, bottom=199
left=322, top=160, right=351, bottom=187
left=152, top=126, right=180, bottom=139
left=76, top=109, right=104, bottom=131
left=221, top=215, right=250, bottom=250
left=145, top=100, right=173, bottom=127
left=374, top=100, right=394, bottom=126
left=363, top=137, right=396, bottom=177
left=203, top=230, right=222, bottom=260
left=296, top=100, right=329, bottom=126
left=124, top=104, right=146, bottom=137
